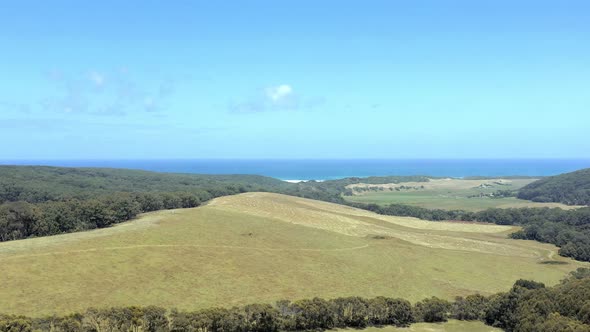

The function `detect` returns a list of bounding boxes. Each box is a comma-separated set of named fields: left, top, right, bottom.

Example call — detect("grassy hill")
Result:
left=343, top=178, right=576, bottom=211
left=518, top=168, right=590, bottom=205
left=0, top=193, right=585, bottom=316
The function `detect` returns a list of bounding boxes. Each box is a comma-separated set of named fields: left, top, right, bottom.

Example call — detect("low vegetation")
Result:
left=0, top=193, right=584, bottom=316
left=1, top=269, right=588, bottom=332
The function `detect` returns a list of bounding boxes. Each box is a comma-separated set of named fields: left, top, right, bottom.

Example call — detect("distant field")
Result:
left=344, top=178, right=578, bottom=211
left=337, top=320, right=501, bottom=331
left=0, top=193, right=585, bottom=316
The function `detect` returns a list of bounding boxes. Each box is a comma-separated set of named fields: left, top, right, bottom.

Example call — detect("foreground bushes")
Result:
left=2, top=269, right=589, bottom=332
left=0, top=297, right=414, bottom=332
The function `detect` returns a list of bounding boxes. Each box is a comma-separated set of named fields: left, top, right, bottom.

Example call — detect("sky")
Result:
left=1, top=0, right=589, bottom=159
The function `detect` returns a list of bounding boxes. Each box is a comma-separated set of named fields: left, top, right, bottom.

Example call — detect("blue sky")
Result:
left=1, top=0, right=589, bottom=159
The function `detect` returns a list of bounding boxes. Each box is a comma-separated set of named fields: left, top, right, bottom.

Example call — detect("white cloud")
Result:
left=89, top=71, right=105, bottom=87
left=230, top=84, right=325, bottom=113
left=265, top=84, right=293, bottom=102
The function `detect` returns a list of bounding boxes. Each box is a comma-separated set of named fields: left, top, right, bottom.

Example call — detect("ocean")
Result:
left=2, top=159, right=589, bottom=180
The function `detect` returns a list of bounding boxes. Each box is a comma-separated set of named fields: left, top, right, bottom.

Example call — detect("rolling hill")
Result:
left=0, top=192, right=585, bottom=316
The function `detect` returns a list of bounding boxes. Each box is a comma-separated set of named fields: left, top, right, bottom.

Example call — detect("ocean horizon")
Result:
left=2, top=159, right=589, bottom=180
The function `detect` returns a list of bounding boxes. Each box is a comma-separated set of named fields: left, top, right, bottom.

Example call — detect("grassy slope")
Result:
left=344, top=178, right=577, bottom=211
left=0, top=193, right=585, bottom=316
left=337, top=320, right=501, bottom=331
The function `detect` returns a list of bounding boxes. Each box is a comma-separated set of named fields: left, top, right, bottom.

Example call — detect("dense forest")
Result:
left=0, top=166, right=296, bottom=203
left=0, top=166, right=431, bottom=205
left=0, top=167, right=429, bottom=241
left=2, top=166, right=590, bottom=262
left=518, top=168, right=590, bottom=205
left=1, top=268, right=589, bottom=332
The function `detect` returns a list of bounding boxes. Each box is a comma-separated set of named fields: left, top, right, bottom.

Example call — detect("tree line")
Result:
left=0, top=166, right=296, bottom=204
left=1, top=268, right=589, bottom=332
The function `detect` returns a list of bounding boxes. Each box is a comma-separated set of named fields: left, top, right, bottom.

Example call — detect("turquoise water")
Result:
left=2, top=159, right=589, bottom=180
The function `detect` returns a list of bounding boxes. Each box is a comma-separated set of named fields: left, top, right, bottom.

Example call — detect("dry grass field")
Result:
left=0, top=193, right=585, bottom=316
left=344, top=178, right=578, bottom=211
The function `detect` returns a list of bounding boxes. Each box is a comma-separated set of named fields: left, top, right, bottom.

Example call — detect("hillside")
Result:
left=0, top=193, right=584, bottom=316
left=517, top=168, right=590, bottom=205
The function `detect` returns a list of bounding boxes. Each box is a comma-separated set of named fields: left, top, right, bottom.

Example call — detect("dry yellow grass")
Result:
left=0, top=193, right=585, bottom=317
left=211, top=193, right=536, bottom=256
left=215, top=192, right=512, bottom=233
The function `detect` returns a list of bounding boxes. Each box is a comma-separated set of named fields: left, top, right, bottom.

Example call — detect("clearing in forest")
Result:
left=344, top=178, right=578, bottom=211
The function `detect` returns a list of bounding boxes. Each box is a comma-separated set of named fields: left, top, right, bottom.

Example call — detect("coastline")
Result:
left=1, top=159, right=589, bottom=179
left=282, top=179, right=325, bottom=183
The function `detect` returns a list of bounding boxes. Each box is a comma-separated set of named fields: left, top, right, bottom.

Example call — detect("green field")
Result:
left=0, top=193, right=585, bottom=316
left=344, top=178, right=577, bottom=211
left=337, top=320, right=501, bottom=331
